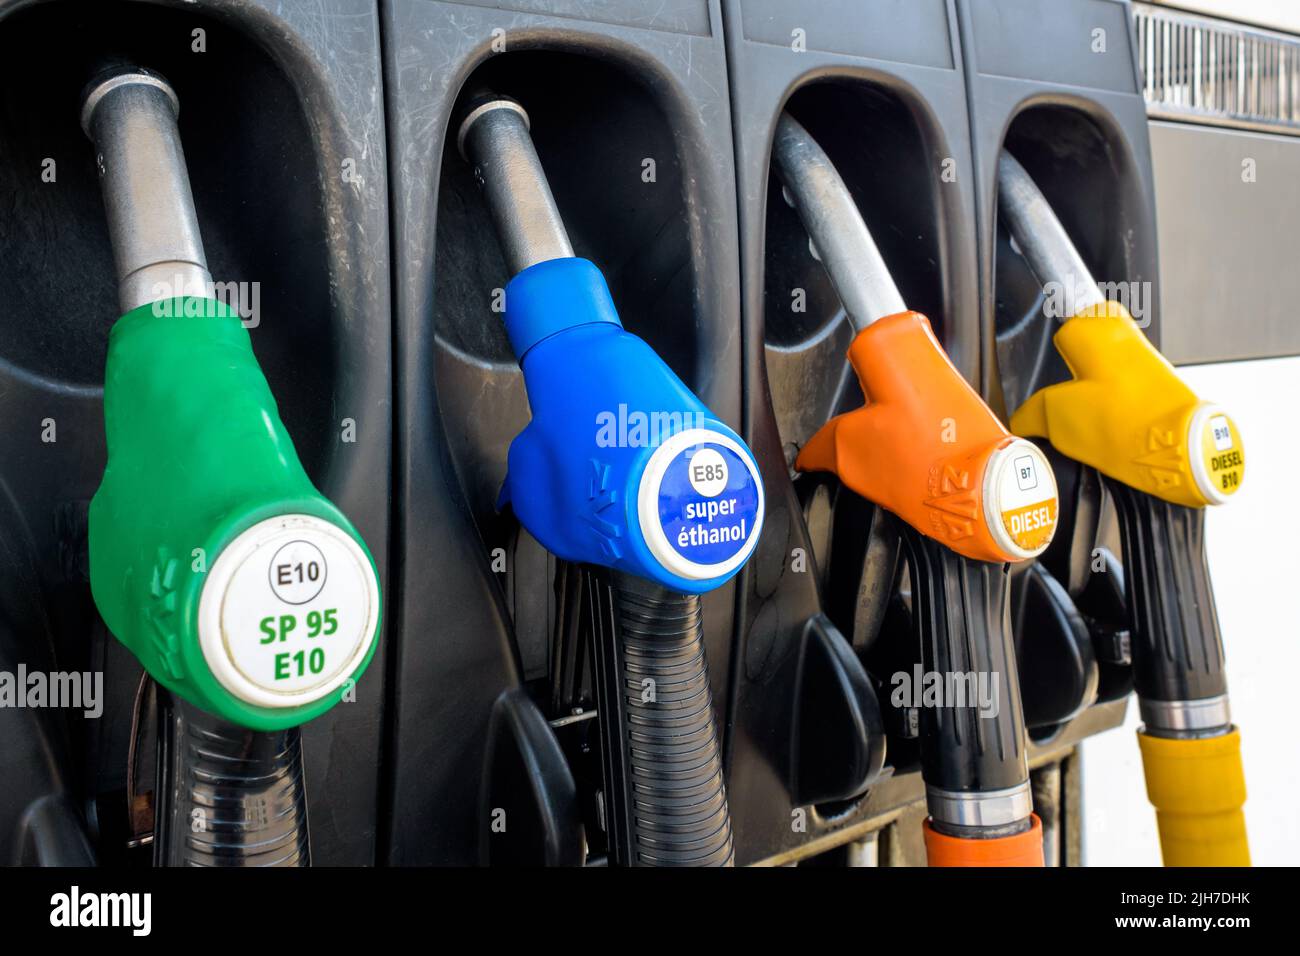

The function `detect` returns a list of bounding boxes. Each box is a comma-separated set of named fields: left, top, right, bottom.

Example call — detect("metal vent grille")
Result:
left=1134, top=3, right=1300, bottom=135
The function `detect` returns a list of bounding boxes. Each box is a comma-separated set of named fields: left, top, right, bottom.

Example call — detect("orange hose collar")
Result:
left=923, top=814, right=1045, bottom=867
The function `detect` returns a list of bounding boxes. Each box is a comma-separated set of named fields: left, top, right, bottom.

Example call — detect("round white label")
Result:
left=198, top=514, right=380, bottom=709
left=981, top=438, right=1059, bottom=560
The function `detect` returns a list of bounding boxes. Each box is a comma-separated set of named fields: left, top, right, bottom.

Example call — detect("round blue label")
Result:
left=657, top=442, right=761, bottom=566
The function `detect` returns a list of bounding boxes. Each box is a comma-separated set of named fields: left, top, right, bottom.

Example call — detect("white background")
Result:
left=1081, top=356, right=1300, bottom=865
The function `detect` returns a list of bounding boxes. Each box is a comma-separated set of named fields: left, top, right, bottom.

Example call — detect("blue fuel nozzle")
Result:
left=460, top=94, right=764, bottom=593
left=499, top=256, right=763, bottom=594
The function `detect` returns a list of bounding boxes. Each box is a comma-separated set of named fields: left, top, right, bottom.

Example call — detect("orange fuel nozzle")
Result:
left=772, top=113, right=1058, bottom=564
left=796, top=311, right=1058, bottom=564
left=774, top=116, right=1050, bottom=862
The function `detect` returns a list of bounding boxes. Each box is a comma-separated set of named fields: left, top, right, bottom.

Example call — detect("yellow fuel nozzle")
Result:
left=999, top=151, right=1249, bottom=868
left=997, top=153, right=1244, bottom=508
left=1009, top=300, right=1244, bottom=509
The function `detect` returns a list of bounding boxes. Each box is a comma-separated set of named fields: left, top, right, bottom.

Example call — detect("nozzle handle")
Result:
left=899, top=527, right=1036, bottom=840
left=1107, top=479, right=1231, bottom=732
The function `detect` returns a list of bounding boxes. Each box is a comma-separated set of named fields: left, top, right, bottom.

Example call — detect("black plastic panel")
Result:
left=382, top=0, right=743, bottom=865
left=722, top=0, right=982, bottom=865
left=0, top=0, right=1165, bottom=868
left=967, top=0, right=1138, bottom=93
left=957, top=0, right=1160, bottom=400
left=0, top=0, right=392, bottom=866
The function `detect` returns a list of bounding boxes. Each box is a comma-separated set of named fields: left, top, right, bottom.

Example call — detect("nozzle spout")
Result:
left=458, top=95, right=574, bottom=275
left=996, top=151, right=1105, bottom=318
left=772, top=113, right=906, bottom=329
left=81, top=66, right=211, bottom=314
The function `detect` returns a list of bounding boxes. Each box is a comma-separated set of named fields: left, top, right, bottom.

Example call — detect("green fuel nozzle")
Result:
left=84, top=66, right=381, bottom=732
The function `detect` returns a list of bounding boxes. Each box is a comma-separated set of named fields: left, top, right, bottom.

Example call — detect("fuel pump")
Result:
left=998, top=152, right=1249, bottom=867
left=82, top=65, right=382, bottom=865
left=458, top=93, right=764, bottom=866
left=773, top=114, right=1059, bottom=866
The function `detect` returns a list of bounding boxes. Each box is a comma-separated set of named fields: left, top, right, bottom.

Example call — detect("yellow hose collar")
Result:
left=1138, top=728, right=1250, bottom=866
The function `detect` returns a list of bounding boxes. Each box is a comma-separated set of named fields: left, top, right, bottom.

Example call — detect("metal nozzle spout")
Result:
left=996, top=151, right=1105, bottom=318
left=771, top=113, right=907, bottom=330
left=81, top=66, right=211, bottom=315
left=458, top=94, right=574, bottom=276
